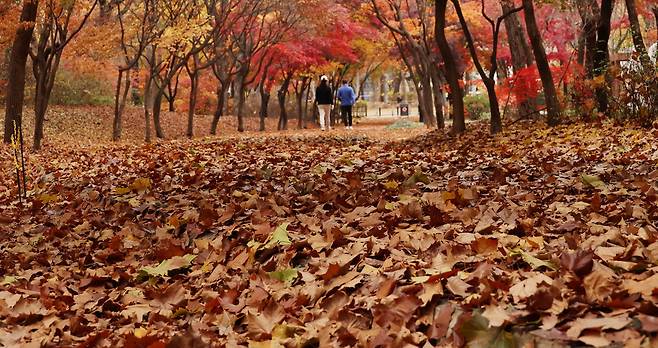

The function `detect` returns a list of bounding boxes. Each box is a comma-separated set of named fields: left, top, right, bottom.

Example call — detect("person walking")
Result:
left=337, top=80, right=356, bottom=129
left=315, top=75, right=333, bottom=131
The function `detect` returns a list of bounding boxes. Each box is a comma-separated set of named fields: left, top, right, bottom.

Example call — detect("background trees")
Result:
left=4, top=0, right=658, bottom=148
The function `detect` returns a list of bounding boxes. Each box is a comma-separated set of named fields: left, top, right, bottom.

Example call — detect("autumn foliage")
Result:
left=4, top=0, right=658, bottom=346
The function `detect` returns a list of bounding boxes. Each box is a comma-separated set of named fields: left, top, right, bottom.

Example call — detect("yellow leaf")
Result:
left=134, top=327, right=148, bottom=338
left=37, top=194, right=58, bottom=204
left=130, top=178, right=151, bottom=192
left=383, top=180, right=399, bottom=190
left=114, top=187, right=131, bottom=195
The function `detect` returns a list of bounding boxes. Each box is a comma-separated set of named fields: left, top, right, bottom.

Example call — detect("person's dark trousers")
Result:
left=340, top=105, right=353, bottom=127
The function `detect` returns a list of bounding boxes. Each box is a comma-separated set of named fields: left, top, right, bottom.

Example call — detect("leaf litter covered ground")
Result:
left=1, top=121, right=658, bottom=347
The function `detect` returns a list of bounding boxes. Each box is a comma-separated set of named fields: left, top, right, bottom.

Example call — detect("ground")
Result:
left=1, top=113, right=658, bottom=347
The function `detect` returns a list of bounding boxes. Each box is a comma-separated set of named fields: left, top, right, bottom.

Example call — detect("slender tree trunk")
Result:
left=436, top=0, right=465, bottom=133
left=278, top=73, right=293, bottom=131
left=522, top=0, right=561, bottom=126
left=144, top=72, right=153, bottom=143
left=166, top=72, right=180, bottom=112
left=304, top=82, right=312, bottom=125
left=259, top=82, right=270, bottom=132
left=625, top=0, right=652, bottom=70
left=421, top=73, right=436, bottom=127
left=429, top=67, right=445, bottom=129
left=153, top=89, right=165, bottom=138
left=502, top=0, right=534, bottom=68
left=576, top=0, right=600, bottom=76
left=485, top=81, right=503, bottom=133
left=452, top=0, right=512, bottom=134
left=113, top=68, right=131, bottom=141
left=393, top=71, right=402, bottom=102
left=235, top=70, right=247, bottom=132
left=33, top=84, right=47, bottom=150
left=187, top=72, right=198, bottom=138
left=414, top=80, right=426, bottom=123
left=593, top=0, right=615, bottom=113
left=3, top=0, right=39, bottom=144
left=210, top=81, right=228, bottom=135
left=33, top=50, right=62, bottom=150
left=653, top=7, right=658, bottom=40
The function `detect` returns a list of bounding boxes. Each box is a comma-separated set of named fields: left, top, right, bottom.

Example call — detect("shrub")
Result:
left=49, top=68, right=114, bottom=106
left=608, top=58, right=658, bottom=128
left=464, top=93, right=490, bottom=120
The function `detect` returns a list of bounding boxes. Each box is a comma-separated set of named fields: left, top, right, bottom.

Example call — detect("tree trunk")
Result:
left=33, top=91, right=47, bottom=150
left=420, top=74, right=436, bottom=127
left=259, top=82, right=270, bottom=132
left=165, top=72, right=180, bottom=112
left=144, top=71, right=153, bottom=142
left=187, top=72, right=198, bottom=138
left=278, top=73, right=293, bottom=131
left=3, top=0, right=39, bottom=144
left=153, top=89, right=165, bottom=139
left=653, top=6, right=658, bottom=40
left=576, top=0, right=600, bottom=76
left=625, top=0, right=652, bottom=70
left=435, top=0, right=465, bottom=133
left=32, top=48, right=62, bottom=150
left=485, top=80, right=503, bottom=134
left=393, top=71, right=402, bottom=102
left=235, top=70, right=247, bottom=132
left=502, top=0, right=537, bottom=119
left=304, top=82, right=312, bottom=125
left=522, top=0, right=561, bottom=126
left=429, top=67, right=445, bottom=129
left=593, top=0, right=615, bottom=113
left=210, top=81, right=228, bottom=135
left=113, top=68, right=131, bottom=141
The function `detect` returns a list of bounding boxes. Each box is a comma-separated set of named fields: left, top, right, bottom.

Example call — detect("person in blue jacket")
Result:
left=337, top=80, right=356, bottom=129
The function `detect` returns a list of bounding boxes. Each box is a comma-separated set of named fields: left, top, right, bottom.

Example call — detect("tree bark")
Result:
left=295, top=76, right=309, bottom=129
left=625, top=0, right=652, bottom=70
left=522, top=0, right=561, bottom=126
left=3, top=0, right=39, bottom=144
left=259, top=81, right=270, bottom=132
left=165, top=72, right=180, bottom=112
left=113, top=68, right=131, bottom=141
left=32, top=41, right=63, bottom=150
left=393, top=71, right=402, bottom=102
left=653, top=6, right=658, bottom=40
left=235, top=68, right=247, bottom=132
left=210, top=81, right=228, bottom=135
left=576, top=0, right=600, bottom=76
left=593, top=0, right=615, bottom=113
left=187, top=72, right=199, bottom=138
left=153, top=89, right=165, bottom=139
left=436, top=0, right=465, bottom=133
left=278, top=72, right=293, bottom=131
left=429, top=67, right=445, bottom=129
left=420, top=73, right=436, bottom=127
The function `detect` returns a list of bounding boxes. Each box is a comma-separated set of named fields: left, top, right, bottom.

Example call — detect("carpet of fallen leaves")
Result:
left=0, top=106, right=426, bottom=147
left=1, top=121, right=658, bottom=348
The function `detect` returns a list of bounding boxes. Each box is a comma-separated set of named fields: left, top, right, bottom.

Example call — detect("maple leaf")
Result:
left=138, top=254, right=196, bottom=279
left=268, top=268, right=298, bottom=284
left=262, top=223, right=292, bottom=249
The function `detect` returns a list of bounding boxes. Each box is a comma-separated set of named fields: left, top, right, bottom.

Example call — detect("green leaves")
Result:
left=268, top=268, right=298, bottom=284
left=511, top=248, right=557, bottom=271
left=581, top=174, right=605, bottom=189
left=138, top=254, right=196, bottom=280
left=264, top=223, right=292, bottom=249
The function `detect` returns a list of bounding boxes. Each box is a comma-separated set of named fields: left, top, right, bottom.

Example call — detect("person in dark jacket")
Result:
left=315, top=75, right=333, bottom=131
left=337, top=80, right=356, bottom=129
